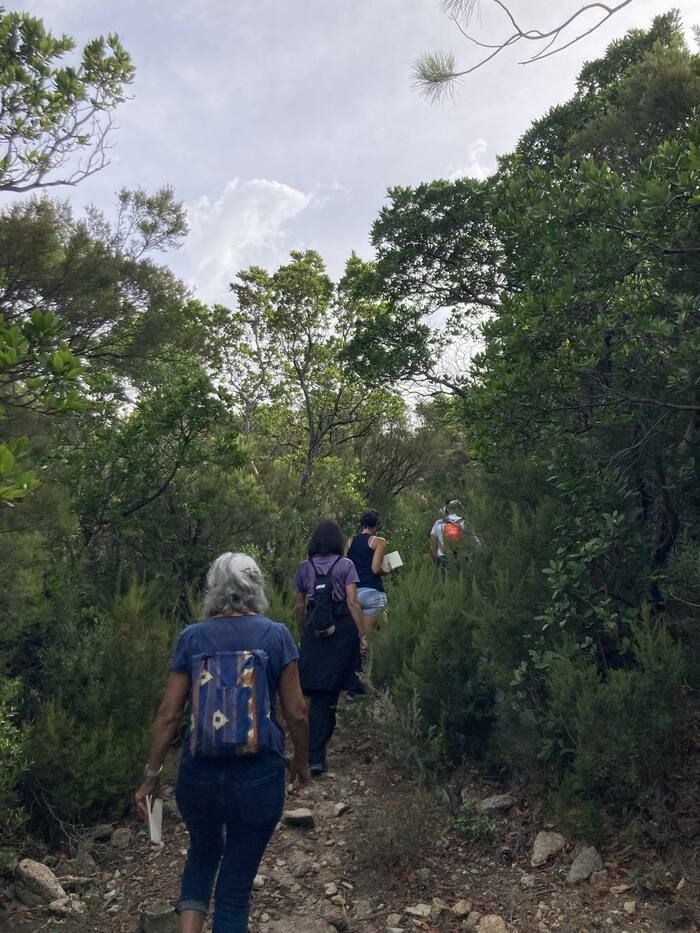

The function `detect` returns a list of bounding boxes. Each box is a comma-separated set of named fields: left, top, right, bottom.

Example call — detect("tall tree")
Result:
left=0, top=8, right=136, bottom=503
left=350, top=14, right=699, bottom=393
left=0, top=191, right=191, bottom=504
left=217, top=250, right=397, bottom=497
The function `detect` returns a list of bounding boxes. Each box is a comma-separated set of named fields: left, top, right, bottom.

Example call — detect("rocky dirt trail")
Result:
left=2, top=701, right=698, bottom=933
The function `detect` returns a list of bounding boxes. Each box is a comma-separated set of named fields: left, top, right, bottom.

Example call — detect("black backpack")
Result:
left=307, top=557, right=341, bottom=634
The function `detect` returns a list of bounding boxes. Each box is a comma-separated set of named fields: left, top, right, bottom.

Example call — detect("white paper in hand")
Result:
left=146, top=795, right=163, bottom=845
left=382, top=551, right=403, bottom=573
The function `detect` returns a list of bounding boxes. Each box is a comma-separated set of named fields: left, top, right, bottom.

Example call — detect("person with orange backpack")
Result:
left=429, top=500, right=465, bottom=572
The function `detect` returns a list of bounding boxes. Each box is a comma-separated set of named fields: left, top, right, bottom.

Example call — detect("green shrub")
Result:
left=0, top=677, right=27, bottom=837
left=25, top=583, right=176, bottom=827
left=365, top=685, right=439, bottom=782
left=451, top=801, right=496, bottom=843
left=28, top=702, right=146, bottom=824
left=266, top=581, right=298, bottom=642
left=370, top=560, right=439, bottom=689
left=544, top=619, right=686, bottom=813
left=663, top=536, right=700, bottom=690
left=371, top=561, right=495, bottom=762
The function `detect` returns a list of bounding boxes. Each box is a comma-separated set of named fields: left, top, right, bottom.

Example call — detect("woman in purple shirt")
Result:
left=294, top=519, right=365, bottom=773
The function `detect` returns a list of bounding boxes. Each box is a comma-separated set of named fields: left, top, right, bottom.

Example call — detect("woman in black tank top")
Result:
left=345, top=509, right=388, bottom=635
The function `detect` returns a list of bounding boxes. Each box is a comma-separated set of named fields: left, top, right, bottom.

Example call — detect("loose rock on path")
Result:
left=1, top=700, right=698, bottom=932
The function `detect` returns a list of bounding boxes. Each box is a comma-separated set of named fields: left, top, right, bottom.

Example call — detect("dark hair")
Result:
left=307, top=519, right=345, bottom=558
left=359, top=509, right=380, bottom=530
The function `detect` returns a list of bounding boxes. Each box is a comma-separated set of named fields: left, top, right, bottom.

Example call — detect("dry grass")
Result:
left=351, top=784, right=440, bottom=883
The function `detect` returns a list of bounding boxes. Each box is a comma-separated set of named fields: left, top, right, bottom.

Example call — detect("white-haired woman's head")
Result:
left=203, top=552, right=268, bottom=617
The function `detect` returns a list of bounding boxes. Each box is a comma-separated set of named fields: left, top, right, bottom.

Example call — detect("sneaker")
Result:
left=309, top=761, right=327, bottom=776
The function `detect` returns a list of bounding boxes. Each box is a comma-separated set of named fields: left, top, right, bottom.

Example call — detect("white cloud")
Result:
left=446, top=138, right=495, bottom=181
left=180, top=178, right=315, bottom=305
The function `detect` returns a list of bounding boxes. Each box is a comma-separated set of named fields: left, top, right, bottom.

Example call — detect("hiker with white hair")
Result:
left=135, top=551, right=309, bottom=933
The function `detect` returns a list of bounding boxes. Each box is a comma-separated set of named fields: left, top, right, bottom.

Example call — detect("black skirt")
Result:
left=299, top=607, right=360, bottom=693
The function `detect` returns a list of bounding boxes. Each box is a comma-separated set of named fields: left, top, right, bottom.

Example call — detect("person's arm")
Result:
left=278, top=660, right=310, bottom=785
left=429, top=533, right=439, bottom=560
left=370, top=536, right=388, bottom=575
left=295, top=591, right=307, bottom=633
left=135, top=672, right=190, bottom=819
left=345, top=582, right=365, bottom=636
left=344, top=537, right=353, bottom=556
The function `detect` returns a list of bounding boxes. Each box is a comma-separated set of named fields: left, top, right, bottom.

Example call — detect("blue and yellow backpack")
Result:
left=189, top=650, right=272, bottom=758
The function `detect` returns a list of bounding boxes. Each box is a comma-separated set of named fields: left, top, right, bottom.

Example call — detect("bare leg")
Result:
left=361, top=612, right=376, bottom=634
left=179, top=909, right=206, bottom=933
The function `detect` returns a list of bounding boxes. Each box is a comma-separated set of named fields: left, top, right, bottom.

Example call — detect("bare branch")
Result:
left=415, top=0, right=635, bottom=100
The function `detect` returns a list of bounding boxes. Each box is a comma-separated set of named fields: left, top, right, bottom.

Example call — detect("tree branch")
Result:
left=415, top=0, right=635, bottom=99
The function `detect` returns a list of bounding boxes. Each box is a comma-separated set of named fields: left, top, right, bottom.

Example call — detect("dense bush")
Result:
left=368, top=446, right=694, bottom=819
left=371, top=559, right=495, bottom=763
left=0, top=679, right=26, bottom=838
left=543, top=620, right=686, bottom=810
left=24, top=584, right=175, bottom=828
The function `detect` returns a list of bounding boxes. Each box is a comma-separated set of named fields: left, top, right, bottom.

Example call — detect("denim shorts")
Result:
left=356, top=587, right=387, bottom=616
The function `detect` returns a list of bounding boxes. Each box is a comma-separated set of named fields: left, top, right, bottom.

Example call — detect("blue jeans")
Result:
left=175, top=752, right=285, bottom=932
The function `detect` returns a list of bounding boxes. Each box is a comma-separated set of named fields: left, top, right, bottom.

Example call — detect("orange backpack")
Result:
left=442, top=520, right=462, bottom=546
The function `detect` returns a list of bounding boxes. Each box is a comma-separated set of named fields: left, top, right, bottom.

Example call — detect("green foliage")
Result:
left=0, top=196, right=193, bottom=391
left=357, top=17, right=699, bottom=822
left=28, top=703, right=143, bottom=826
left=0, top=437, right=39, bottom=504
left=0, top=10, right=133, bottom=192
left=0, top=301, right=81, bottom=502
left=73, top=368, right=242, bottom=531
left=0, top=187, right=194, bottom=506
left=2, top=4, right=699, bottom=847
left=26, top=583, right=175, bottom=826
left=543, top=620, right=686, bottom=814
left=265, top=578, right=298, bottom=641
left=366, top=686, right=440, bottom=782
left=451, top=801, right=496, bottom=843
left=0, top=678, right=26, bottom=837
left=217, top=249, right=402, bottom=506
left=511, top=12, right=696, bottom=173
left=663, top=536, right=700, bottom=689
left=372, top=560, right=495, bottom=763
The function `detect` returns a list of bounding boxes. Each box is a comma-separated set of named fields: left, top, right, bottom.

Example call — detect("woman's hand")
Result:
left=360, top=634, right=368, bottom=657
left=134, top=775, right=161, bottom=821
left=289, top=755, right=311, bottom=787
left=137, top=672, right=189, bottom=820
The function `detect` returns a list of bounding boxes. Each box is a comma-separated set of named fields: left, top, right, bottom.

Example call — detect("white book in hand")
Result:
left=382, top=551, right=403, bottom=573
left=146, top=795, right=163, bottom=845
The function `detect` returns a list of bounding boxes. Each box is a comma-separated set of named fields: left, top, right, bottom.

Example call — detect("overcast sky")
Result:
left=12, top=0, right=699, bottom=305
